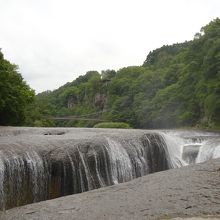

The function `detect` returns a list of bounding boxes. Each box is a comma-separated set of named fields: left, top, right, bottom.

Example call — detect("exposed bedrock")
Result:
left=0, top=127, right=219, bottom=210
left=2, top=158, right=220, bottom=220
left=48, top=133, right=171, bottom=199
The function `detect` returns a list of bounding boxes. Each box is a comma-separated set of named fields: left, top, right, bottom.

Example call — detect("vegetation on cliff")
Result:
left=28, top=18, right=219, bottom=129
left=1, top=18, right=220, bottom=128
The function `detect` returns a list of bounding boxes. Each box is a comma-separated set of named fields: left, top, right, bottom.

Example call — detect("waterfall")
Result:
left=0, top=149, right=48, bottom=210
left=0, top=128, right=219, bottom=210
left=161, top=133, right=187, bottom=167
left=0, top=151, right=5, bottom=210
left=196, top=139, right=220, bottom=163
left=105, top=138, right=133, bottom=184
left=160, top=130, right=220, bottom=166
left=24, top=151, right=48, bottom=202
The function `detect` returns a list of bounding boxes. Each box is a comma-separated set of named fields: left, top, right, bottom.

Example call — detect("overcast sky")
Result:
left=0, top=0, right=219, bottom=93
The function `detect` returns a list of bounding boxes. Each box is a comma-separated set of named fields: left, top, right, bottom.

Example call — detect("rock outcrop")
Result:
left=0, top=127, right=219, bottom=213
left=1, top=158, right=220, bottom=220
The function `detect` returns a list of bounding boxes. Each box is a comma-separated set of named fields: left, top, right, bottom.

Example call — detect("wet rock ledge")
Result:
left=1, top=158, right=220, bottom=220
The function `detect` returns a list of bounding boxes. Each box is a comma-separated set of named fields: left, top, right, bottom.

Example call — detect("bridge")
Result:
left=50, top=110, right=109, bottom=122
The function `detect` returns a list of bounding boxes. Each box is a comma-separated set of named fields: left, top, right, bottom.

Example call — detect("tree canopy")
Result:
left=3, top=18, right=220, bottom=129
left=0, top=50, right=34, bottom=125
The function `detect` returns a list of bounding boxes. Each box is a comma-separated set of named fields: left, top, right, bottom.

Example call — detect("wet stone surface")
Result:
left=0, top=127, right=173, bottom=210
left=0, top=127, right=220, bottom=219
left=169, top=217, right=220, bottom=220
left=1, top=158, right=220, bottom=220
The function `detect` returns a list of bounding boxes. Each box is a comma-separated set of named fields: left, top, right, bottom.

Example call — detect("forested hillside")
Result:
left=19, top=18, right=220, bottom=128
left=0, top=50, right=34, bottom=125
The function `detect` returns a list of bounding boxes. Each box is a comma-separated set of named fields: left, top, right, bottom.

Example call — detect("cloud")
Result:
left=0, top=0, right=219, bottom=93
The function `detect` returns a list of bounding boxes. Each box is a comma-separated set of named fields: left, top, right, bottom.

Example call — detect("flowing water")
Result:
left=0, top=127, right=219, bottom=210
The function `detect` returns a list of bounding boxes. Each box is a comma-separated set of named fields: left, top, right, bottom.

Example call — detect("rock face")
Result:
left=182, top=144, right=200, bottom=164
left=0, top=128, right=172, bottom=210
left=0, top=127, right=219, bottom=211
left=67, top=96, right=77, bottom=109
left=94, top=93, right=106, bottom=109
left=1, top=158, right=220, bottom=220
left=48, top=133, right=171, bottom=199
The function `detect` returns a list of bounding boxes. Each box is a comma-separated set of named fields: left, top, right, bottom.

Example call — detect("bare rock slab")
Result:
left=1, top=158, right=220, bottom=220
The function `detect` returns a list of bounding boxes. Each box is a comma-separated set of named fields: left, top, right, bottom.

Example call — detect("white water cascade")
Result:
left=161, top=130, right=220, bottom=167
left=0, top=149, right=48, bottom=210
left=0, top=128, right=219, bottom=211
left=196, top=139, right=220, bottom=163
left=105, top=138, right=133, bottom=184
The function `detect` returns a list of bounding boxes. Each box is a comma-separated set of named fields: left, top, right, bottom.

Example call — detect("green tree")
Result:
left=27, top=18, right=220, bottom=129
left=0, top=50, right=35, bottom=125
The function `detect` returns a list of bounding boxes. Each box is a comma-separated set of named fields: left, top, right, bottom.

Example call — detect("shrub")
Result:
left=94, top=122, right=131, bottom=129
